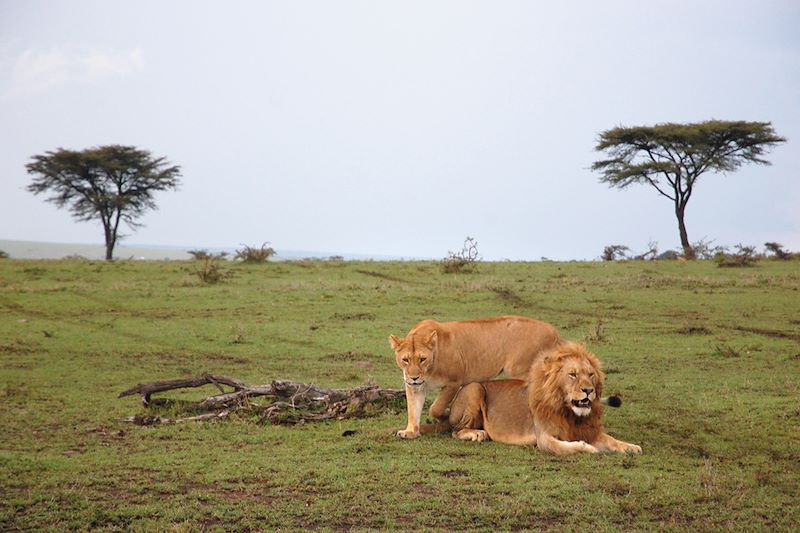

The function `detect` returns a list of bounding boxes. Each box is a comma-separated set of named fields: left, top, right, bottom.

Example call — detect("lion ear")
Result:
left=426, top=330, right=438, bottom=346
left=389, top=335, right=401, bottom=351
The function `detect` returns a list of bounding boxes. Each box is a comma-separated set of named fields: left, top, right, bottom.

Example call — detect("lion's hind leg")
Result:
left=448, top=383, right=488, bottom=442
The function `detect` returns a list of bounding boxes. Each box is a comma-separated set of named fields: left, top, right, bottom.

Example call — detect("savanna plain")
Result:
left=1, top=258, right=798, bottom=531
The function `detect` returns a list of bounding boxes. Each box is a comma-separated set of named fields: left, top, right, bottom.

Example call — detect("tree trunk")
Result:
left=676, top=204, right=695, bottom=259
left=101, top=215, right=115, bottom=261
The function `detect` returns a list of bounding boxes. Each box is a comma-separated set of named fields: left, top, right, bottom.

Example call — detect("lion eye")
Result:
left=402, top=358, right=409, bottom=365
left=419, top=357, right=427, bottom=363
left=569, top=372, right=577, bottom=380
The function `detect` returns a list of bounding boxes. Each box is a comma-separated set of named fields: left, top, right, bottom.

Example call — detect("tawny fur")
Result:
left=389, top=316, right=561, bottom=439
left=448, top=342, right=642, bottom=455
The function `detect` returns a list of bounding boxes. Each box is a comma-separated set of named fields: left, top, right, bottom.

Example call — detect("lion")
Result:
left=447, top=342, right=642, bottom=455
left=389, top=316, right=561, bottom=439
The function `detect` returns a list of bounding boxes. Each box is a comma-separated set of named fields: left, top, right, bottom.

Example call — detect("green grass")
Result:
left=1, top=258, right=799, bottom=531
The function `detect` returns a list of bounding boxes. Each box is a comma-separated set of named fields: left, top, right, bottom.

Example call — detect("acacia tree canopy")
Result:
left=26, top=145, right=181, bottom=260
left=591, top=120, right=786, bottom=258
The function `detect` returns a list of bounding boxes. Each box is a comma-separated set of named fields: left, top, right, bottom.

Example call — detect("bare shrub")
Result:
left=764, top=242, right=793, bottom=260
left=714, top=244, right=759, bottom=268
left=441, top=236, right=480, bottom=274
left=632, top=241, right=659, bottom=261
left=691, top=238, right=725, bottom=260
left=196, top=257, right=230, bottom=284
left=188, top=249, right=228, bottom=261
left=235, top=242, right=276, bottom=263
left=601, top=245, right=629, bottom=262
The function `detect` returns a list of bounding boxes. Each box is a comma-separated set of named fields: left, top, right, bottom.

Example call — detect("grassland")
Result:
left=1, top=258, right=798, bottom=531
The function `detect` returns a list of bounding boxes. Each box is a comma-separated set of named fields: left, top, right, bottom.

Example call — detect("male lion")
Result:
left=389, top=316, right=561, bottom=439
left=448, top=342, right=642, bottom=455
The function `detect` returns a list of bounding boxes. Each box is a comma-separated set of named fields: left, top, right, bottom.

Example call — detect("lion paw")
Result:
left=579, top=441, right=599, bottom=453
left=396, top=429, right=420, bottom=439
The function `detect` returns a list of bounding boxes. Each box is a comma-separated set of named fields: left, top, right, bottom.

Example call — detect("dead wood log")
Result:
left=118, top=373, right=247, bottom=406
left=119, top=374, right=405, bottom=426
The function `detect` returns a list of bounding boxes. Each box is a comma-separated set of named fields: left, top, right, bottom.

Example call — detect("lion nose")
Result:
left=582, top=387, right=594, bottom=396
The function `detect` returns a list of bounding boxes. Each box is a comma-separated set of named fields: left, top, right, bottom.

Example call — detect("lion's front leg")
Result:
left=536, top=432, right=599, bottom=455
left=591, top=432, right=642, bottom=454
left=397, top=385, right=426, bottom=439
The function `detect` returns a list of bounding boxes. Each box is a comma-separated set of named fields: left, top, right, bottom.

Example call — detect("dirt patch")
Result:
left=411, top=482, right=439, bottom=496
left=439, top=469, right=469, bottom=478
left=332, top=312, right=376, bottom=321
left=490, top=286, right=528, bottom=308
left=355, top=269, right=414, bottom=284
left=731, top=326, right=800, bottom=342
left=326, top=351, right=381, bottom=362
left=677, top=325, right=712, bottom=335
left=0, top=342, right=38, bottom=355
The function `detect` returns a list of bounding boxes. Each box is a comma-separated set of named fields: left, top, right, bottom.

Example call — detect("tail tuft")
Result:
left=602, top=395, right=623, bottom=408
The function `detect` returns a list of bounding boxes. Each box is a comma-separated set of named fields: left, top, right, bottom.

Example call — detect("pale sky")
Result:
left=1, top=1, right=798, bottom=260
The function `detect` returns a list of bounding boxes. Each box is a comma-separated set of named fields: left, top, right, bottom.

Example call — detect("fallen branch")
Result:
left=118, top=373, right=247, bottom=406
left=119, top=374, right=405, bottom=426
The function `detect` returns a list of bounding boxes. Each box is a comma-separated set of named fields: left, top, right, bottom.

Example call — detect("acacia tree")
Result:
left=26, top=145, right=181, bottom=261
left=591, top=120, right=785, bottom=259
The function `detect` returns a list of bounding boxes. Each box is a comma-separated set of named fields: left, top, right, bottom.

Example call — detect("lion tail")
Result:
left=601, top=395, right=622, bottom=408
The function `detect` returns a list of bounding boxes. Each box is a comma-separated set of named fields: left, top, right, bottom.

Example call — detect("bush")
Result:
left=0, top=250, right=8, bottom=259
left=714, top=244, right=759, bottom=268
left=601, top=245, right=629, bottom=262
left=631, top=241, right=659, bottom=261
left=764, top=242, right=793, bottom=260
left=441, top=237, right=480, bottom=274
left=188, top=249, right=228, bottom=261
left=691, top=238, right=725, bottom=260
left=196, top=257, right=230, bottom=284
left=235, top=242, right=276, bottom=263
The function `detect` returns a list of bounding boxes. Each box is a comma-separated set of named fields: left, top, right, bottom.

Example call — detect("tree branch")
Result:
left=119, top=374, right=405, bottom=426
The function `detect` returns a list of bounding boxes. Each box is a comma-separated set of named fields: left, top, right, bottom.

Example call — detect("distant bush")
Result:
left=0, top=250, right=8, bottom=259
left=656, top=250, right=681, bottom=260
left=631, top=241, right=659, bottom=261
left=196, top=257, right=230, bottom=284
left=601, top=245, right=629, bottom=262
left=188, top=249, right=228, bottom=261
left=691, top=238, right=725, bottom=260
left=441, top=236, right=480, bottom=274
left=764, top=242, right=793, bottom=261
left=714, top=244, right=759, bottom=268
left=235, top=242, right=276, bottom=263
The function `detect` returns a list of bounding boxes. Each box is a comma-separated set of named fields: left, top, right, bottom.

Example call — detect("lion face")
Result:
left=389, top=330, right=438, bottom=388
left=559, top=355, right=602, bottom=417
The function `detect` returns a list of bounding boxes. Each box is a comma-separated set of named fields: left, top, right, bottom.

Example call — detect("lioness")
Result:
left=448, top=342, right=642, bottom=455
left=389, top=316, right=561, bottom=439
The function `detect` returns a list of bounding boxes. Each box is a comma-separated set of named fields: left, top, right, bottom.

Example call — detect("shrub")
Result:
left=234, top=242, right=276, bottom=263
left=441, top=237, right=480, bottom=274
left=601, top=245, right=629, bottom=262
left=196, top=257, right=230, bottom=284
left=632, top=241, right=659, bottom=261
left=691, top=238, right=725, bottom=260
left=188, top=249, right=228, bottom=261
left=0, top=250, right=8, bottom=259
left=764, top=242, right=793, bottom=260
left=714, top=244, right=759, bottom=268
